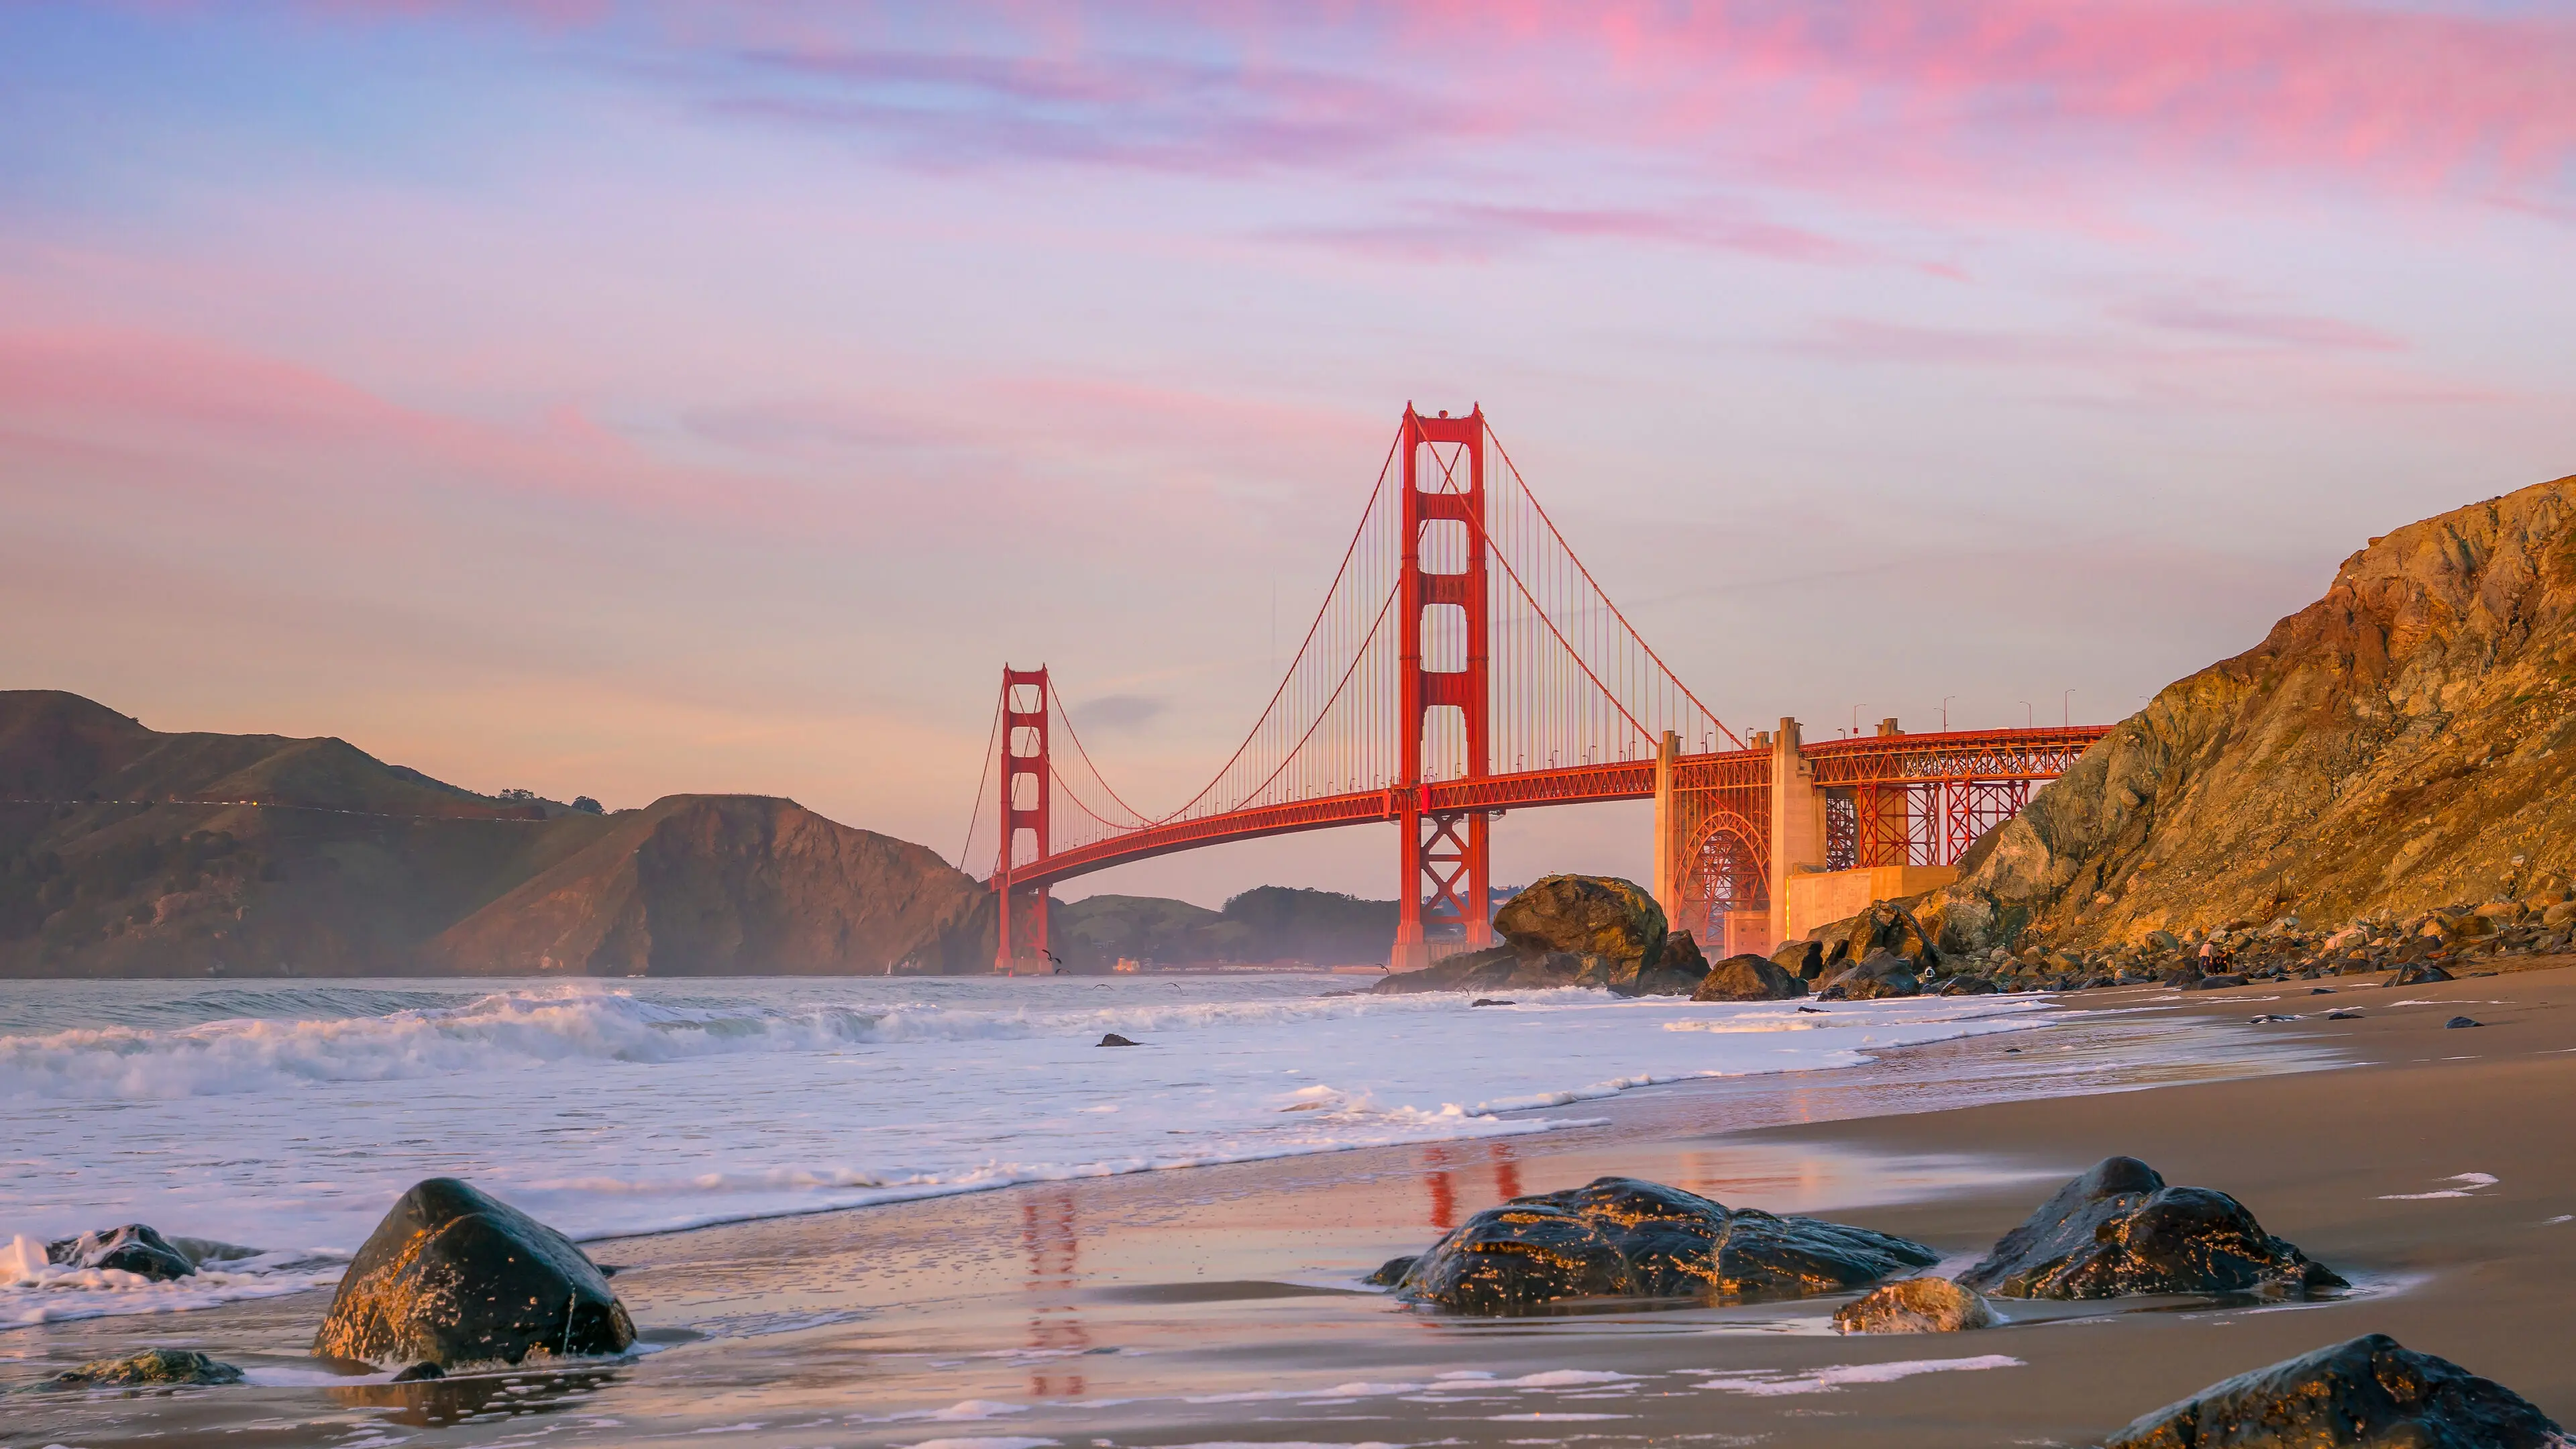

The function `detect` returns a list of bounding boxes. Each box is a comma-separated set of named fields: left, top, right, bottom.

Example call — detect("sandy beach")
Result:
left=8, top=962, right=2569, bottom=1448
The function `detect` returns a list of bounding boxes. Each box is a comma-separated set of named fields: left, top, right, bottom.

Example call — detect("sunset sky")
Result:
left=6, top=2, right=2573, bottom=905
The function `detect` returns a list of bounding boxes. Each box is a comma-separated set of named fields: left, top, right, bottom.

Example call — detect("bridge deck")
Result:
left=992, top=724, right=2110, bottom=891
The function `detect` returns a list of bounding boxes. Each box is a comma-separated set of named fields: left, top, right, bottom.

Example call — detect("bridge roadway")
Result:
left=993, top=722, right=2110, bottom=895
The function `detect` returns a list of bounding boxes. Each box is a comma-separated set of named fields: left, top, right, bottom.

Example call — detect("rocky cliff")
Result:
left=0, top=690, right=989, bottom=977
left=1926, top=473, right=2576, bottom=955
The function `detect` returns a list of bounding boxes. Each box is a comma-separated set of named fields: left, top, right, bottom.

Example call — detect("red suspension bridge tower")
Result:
left=1394, top=406, right=1493, bottom=971
left=994, top=665, right=1051, bottom=975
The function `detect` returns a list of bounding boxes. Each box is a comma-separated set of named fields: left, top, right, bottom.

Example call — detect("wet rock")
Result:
left=1937, top=975, right=2000, bottom=996
left=1389, top=1176, right=1936, bottom=1314
left=1468, top=998, right=1514, bottom=1008
left=1772, top=938, right=1825, bottom=981
left=390, top=1362, right=446, bottom=1383
left=1819, top=902, right=1942, bottom=974
left=1819, top=949, right=1921, bottom=1000
left=2326, top=1010, right=2363, bottom=1020
left=313, top=1178, right=635, bottom=1369
left=2183, top=973, right=2249, bottom=991
left=1363, top=1254, right=1417, bottom=1287
left=2446, top=1016, right=2482, bottom=1029
left=1493, top=875, right=1666, bottom=966
left=1097, top=1033, right=1140, bottom=1046
left=1831, top=1277, right=1995, bottom=1334
left=1957, top=1157, right=2345, bottom=1299
left=1627, top=928, right=1711, bottom=997
left=2100, top=1333, right=2564, bottom=1449
left=1693, top=953, right=1807, bottom=1002
left=1373, top=945, right=1587, bottom=995
left=2390, top=961, right=2455, bottom=987
left=34, top=1348, right=243, bottom=1389
left=46, top=1224, right=195, bottom=1281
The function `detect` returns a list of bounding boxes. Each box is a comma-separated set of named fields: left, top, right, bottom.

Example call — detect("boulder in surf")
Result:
left=2100, top=1333, right=2563, bottom=1448
left=1387, top=1176, right=1937, bottom=1314
left=31, top=1348, right=244, bottom=1390
left=1957, top=1156, right=2345, bottom=1299
left=313, top=1178, right=635, bottom=1369
left=1831, top=1276, right=1995, bottom=1334
left=46, top=1223, right=195, bottom=1281
left=1493, top=875, right=1667, bottom=968
left=1693, top=953, right=1806, bottom=1002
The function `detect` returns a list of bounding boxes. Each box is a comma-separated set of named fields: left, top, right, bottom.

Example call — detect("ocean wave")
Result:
left=0, top=983, right=1525, bottom=1102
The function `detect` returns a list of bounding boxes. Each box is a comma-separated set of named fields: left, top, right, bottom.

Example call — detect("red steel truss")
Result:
left=975, top=408, right=2108, bottom=970
left=1808, top=727, right=2106, bottom=869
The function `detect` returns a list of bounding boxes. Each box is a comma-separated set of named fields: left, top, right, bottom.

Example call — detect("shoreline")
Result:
left=9, top=965, right=2570, bottom=1446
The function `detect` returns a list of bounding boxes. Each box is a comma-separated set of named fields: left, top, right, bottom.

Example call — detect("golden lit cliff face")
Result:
left=1943, top=474, right=2576, bottom=949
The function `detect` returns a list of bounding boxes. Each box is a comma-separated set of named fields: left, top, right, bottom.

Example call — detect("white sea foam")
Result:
left=1, top=976, right=2056, bottom=1324
left=2379, top=1172, right=2500, bottom=1200
left=1686, top=1354, right=2024, bottom=1395
left=0, top=1232, right=345, bottom=1328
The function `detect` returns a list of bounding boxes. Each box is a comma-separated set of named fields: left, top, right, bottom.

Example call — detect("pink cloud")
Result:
left=0, top=327, right=1405, bottom=561
left=1268, top=201, right=1866, bottom=265
left=553, top=1, right=2576, bottom=210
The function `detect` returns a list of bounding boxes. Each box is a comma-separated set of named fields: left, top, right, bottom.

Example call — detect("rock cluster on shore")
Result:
left=24, top=1177, right=639, bottom=1394
left=1786, top=875, right=2576, bottom=999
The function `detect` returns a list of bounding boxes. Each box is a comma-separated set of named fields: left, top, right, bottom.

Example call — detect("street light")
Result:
left=1941, top=695, right=1955, bottom=731
left=2020, top=700, right=2033, bottom=728
left=2062, top=689, right=2075, bottom=726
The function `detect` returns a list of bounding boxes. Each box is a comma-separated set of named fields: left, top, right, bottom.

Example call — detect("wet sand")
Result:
left=10, top=966, right=2573, bottom=1448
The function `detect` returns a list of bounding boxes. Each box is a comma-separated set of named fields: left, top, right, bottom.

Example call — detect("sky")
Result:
left=4, top=1, right=2572, bottom=908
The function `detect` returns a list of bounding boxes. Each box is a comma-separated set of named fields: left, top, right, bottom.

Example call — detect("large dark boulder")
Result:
left=1958, top=1157, right=2345, bottom=1299
left=1493, top=875, right=1666, bottom=967
left=313, top=1179, right=635, bottom=1369
left=48, top=1224, right=194, bottom=1281
left=2100, top=1333, right=2564, bottom=1448
left=1694, top=953, right=1807, bottom=1002
left=1626, top=928, right=1711, bottom=996
left=1373, top=945, right=1588, bottom=995
left=1818, top=949, right=1923, bottom=1000
left=1387, top=1176, right=1935, bottom=1314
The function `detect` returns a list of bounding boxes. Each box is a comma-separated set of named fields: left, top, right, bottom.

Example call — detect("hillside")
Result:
left=0, top=691, right=989, bottom=977
left=1052, top=886, right=1401, bottom=969
left=1925, top=473, right=2576, bottom=955
left=425, top=795, right=989, bottom=976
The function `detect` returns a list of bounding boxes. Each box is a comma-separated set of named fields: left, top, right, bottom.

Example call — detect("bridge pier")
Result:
left=1766, top=718, right=1827, bottom=953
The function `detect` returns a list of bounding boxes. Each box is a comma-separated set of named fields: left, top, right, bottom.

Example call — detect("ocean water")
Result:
left=0, top=974, right=2056, bottom=1327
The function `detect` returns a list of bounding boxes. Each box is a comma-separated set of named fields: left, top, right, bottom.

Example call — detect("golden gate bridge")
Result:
left=965, top=407, right=2105, bottom=973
